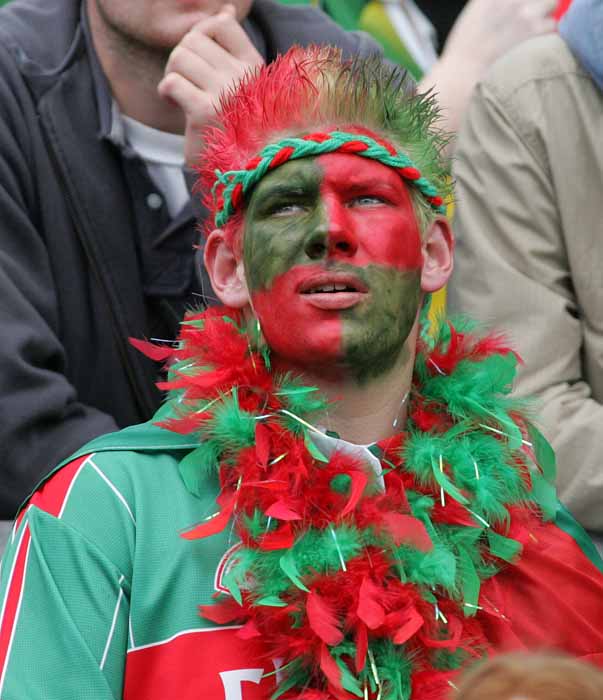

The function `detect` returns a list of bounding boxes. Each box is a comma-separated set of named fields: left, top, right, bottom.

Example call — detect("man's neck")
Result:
left=281, top=328, right=419, bottom=445
left=87, top=0, right=185, bottom=133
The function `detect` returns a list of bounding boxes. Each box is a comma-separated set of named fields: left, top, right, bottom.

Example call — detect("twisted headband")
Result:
left=211, top=130, right=446, bottom=228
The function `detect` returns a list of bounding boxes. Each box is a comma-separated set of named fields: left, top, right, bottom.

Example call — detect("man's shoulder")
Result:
left=251, top=0, right=382, bottom=59
left=481, top=34, right=591, bottom=105
left=18, top=415, right=200, bottom=522
left=12, top=417, right=211, bottom=563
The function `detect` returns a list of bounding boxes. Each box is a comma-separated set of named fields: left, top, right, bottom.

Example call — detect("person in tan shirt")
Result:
left=449, top=0, right=603, bottom=535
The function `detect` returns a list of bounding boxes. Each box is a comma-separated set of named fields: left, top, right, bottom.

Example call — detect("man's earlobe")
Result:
left=204, top=229, right=251, bottom=308
left=420, top=217, right=454, bottom=293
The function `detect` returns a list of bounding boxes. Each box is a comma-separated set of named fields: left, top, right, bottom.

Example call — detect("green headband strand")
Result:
left=212, top=130, right=446, bottom=227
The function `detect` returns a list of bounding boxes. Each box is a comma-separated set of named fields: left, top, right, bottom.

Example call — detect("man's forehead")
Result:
left=251, top=158, right=321, bottom=198
left=249, top=152, right=406, bottom=200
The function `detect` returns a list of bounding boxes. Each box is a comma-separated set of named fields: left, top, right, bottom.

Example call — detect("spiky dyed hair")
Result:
left=197, top=45, right=452, bottom=247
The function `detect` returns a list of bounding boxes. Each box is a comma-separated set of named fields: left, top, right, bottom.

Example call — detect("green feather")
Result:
left=530, top=470, right=558, bottom=521
left=255, top=595, right=287, bottom=607
left=276, top=373, right=328, bottom=416
left=487, top=531, right=522, bottom=563
left=178, top=441, right=221, bottom=496
left=304, top=430, right=329, bottom=463
left=372, top=640, right=413, bottom=700
left=400, top=542, right=457, bottom=592
left=431, top=454, right=469, bottom=505
left=334, top=655, right=364, bottom=698
left=210, top=394, right=256, bottom=449
left=527, top=422, right=556, bottom=483
left=222, top=568, right=243, bottom=605
left=457, top=547, right=481, bottom=616
left=279, top=550, right=310, bottom=592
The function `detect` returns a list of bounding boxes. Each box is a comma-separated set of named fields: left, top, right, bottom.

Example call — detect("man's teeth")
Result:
left=308, top=284, right=354, bottom=293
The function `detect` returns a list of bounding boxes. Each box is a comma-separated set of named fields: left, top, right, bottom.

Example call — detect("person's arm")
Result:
left=0, top=457, right=131, bottom=698
left=448, top=73, right=603, bottom=532
left=0, top=54, right=119, bottom=517
left=418, top=0, right=556, bottom=134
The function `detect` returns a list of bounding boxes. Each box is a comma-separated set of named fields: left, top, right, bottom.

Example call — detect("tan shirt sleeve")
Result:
left=448, top=54, right=603, bottom=532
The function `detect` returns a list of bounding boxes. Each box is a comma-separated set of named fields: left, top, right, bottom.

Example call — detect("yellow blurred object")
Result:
left=359, top=2, right=423, bottom=79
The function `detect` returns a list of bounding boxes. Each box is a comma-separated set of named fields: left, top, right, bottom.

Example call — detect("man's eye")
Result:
left=270, top=202, right=307, bottom=216
left=349, top=195, right=386, bottom=207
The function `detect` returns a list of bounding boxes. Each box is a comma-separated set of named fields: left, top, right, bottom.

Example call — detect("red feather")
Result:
left=392, top=606, right=424, bottom=644
left=199, top=597, right=242, bottom=624
left=237, top=619, right=262, bottom=639
left=242, top=480, right=288, bottom=491
left=381, top=512, right=432, bottom=551
left=341, top=471, right=368, bottom=517
left=155, top=413, right=206, bottom=435
left=265, top=500, right=302, bottom=521
left=421, top=614, right=462, bottom=649
left=255, top=423, right=271, bottom=469
left=355, top=623, right=368, bottom=673
left=306, top=590, right=343, bottom=646
left=129, top=337, right=174, bottom=362
left=320, top=643, right=342, bottom=690
left=258, top=523, right=295, bottom=550
left=180, top=494, right=235, bottom=540
left=186, top=367, right=234, bottom=389
left=357, top=577, right=385, bottom=630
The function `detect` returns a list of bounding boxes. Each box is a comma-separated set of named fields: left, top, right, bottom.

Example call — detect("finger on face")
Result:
left=186, top=6, right=262, bottom=63
left=176, top=29, right=239, bottom=71
left=157, top=71, right=215, bottom=121
left=164, top=43, right=225, bottom=92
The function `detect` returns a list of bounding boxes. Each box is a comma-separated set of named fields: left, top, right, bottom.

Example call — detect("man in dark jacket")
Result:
left=0, top=0, right=382, bottom=520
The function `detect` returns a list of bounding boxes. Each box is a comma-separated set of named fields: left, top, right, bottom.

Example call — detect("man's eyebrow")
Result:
left=253, top=174, right=319, bottom=202
left=343, top=180, right=399, bottom=194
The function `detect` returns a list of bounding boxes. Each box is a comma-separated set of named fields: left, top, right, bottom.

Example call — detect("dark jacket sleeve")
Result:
left=0, top=49, right=118, bottom=519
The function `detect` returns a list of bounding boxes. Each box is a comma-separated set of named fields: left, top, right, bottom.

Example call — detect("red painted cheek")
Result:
left=251, top=265, right=344, bottom=371
left=318, top=155, right=423, bottom=271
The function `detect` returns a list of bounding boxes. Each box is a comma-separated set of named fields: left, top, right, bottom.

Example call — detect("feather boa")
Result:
left=135, top=307, right=557, bottom=700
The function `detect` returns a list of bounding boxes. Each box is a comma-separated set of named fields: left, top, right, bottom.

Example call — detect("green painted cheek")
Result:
left=242, top=160, right=325, bottom=292
left=341, top=266, right=421, bottom=383
left=243, top=208, right=326, bottom=292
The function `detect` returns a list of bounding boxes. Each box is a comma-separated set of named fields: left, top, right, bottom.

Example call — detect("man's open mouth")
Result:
left=297, top=273, right=368, bottom=310
left=298, top=273, right=368, bottom=295
left=302, top=283, right=361, bottom=294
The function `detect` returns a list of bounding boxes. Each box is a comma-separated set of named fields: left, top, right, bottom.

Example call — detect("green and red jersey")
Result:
left=1, top=410, right=603, bottom=699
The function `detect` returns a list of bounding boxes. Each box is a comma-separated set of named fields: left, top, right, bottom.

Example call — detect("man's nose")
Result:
left=304, top=201, right=358, bottom=260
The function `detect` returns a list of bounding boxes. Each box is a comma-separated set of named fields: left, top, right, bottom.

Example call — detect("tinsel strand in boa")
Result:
left=132, top=308, right=557, bottom=700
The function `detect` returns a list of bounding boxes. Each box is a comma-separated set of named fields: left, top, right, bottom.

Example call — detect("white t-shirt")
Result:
left=121, top=114, right=188, bottom=219
left=312, top=430, right=386, bottom=492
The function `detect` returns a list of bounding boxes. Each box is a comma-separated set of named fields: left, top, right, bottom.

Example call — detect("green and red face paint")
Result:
left=243, top=152, right=424, bottom=381
left=211, top=131, right=441, bottom=382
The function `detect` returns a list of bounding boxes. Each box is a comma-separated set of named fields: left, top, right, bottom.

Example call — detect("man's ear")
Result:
left=204, top=229, right=251, bottom=308
left=420, top=217, right=454, bottom=293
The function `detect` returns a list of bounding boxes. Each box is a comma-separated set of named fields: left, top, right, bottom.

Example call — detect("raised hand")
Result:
left=158, top=3, right=264, bottom=166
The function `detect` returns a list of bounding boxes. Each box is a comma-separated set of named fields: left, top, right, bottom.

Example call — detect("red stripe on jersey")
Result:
left=0, top=526, right=31, bottom=690
left=14, top=453, right=91, bottom=531
left=124, top=627, right=276, bottom=700
left=0, top=454, right=89, bottom=687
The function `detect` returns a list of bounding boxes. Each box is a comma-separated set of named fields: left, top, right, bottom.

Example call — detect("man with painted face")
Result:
left=1, top=47, right=603, bottom=700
